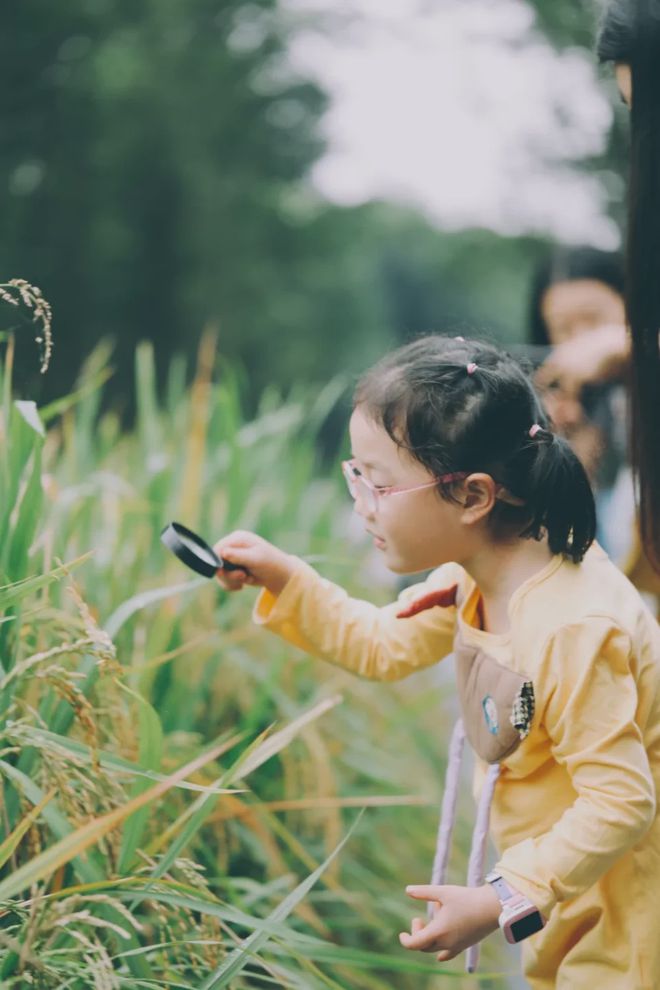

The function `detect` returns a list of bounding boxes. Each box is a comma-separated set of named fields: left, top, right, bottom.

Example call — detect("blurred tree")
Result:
left=526, top=0, right=600, bottom=47
left=524, top=0, right=629, bottom=229
left=0, top=0, right=335, bottom=406
left=0, top=0, right=628, bottom=414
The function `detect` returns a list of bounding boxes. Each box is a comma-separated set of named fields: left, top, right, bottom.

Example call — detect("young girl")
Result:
left=215, top=335, right=660, bottom=989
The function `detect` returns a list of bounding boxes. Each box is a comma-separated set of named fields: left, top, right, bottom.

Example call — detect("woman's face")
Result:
left=615, top=61, right=632, bottom=106
left=540, top=278, right=626, bottom=347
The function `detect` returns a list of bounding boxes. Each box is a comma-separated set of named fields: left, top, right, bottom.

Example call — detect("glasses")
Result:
left=341, top=459, right=467, bottom=515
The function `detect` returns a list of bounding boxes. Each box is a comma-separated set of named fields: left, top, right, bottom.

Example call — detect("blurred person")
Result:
left=540, top=0, right=660, bottom=573
left=214, top=334, right=660, bottom=988
left=529, top=246, right=660, bottom=584
left=529, top=247, right=633, bottom=524
left=529, top=246, right=626, bottom=488
left=531, top=246, right=660, bottom=614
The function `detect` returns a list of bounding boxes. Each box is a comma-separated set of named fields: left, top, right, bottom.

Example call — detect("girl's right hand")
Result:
left=213, top=530, right=297, bottom=597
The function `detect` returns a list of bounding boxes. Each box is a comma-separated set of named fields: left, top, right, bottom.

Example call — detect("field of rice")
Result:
left=0, top=330, right=515, bottom=988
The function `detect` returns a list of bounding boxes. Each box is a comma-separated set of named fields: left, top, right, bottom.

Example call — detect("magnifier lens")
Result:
left=161, top=522, right=245, bottom=578
left=176, top=531, right=218, bottom=566
left=160, top=522, right=222, bottom=578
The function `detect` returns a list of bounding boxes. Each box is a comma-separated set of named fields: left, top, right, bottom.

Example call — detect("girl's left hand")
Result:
left=399, top=884, right=501, bottom=963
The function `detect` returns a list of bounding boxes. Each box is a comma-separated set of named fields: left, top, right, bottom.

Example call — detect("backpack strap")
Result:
left=429, top=717, right=502, bottom=973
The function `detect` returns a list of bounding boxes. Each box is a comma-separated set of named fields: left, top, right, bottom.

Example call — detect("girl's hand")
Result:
left=399, top=884, right=500, bottom=963
left=213, top=530, right=298, bottom=597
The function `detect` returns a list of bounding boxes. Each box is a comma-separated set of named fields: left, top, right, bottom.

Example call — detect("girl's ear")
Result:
left=459, top=473, right=498, bottom=523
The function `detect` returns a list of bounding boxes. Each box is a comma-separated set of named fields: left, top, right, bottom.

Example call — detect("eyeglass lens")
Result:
left=344, top=466, right=377, bottom=513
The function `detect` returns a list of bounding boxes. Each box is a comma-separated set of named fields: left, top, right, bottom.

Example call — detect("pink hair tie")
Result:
left=529, top=424, right=542, bottom=438
left=466, top=363, right=478, bottom=375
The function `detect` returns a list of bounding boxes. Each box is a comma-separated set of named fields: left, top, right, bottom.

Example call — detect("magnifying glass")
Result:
left=160, top=522, right=245, bottom=578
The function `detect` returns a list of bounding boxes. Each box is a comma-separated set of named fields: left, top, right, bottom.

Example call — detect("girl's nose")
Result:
left=353, top=491, right=374, bottom=521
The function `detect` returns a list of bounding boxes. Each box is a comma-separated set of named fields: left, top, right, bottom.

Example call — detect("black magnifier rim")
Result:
left=161, top=522, right=224, bottom=578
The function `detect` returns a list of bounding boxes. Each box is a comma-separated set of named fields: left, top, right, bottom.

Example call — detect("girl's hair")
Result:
left=597, top=0, right=660, bottom=570
left=354, top=335, right=596, bottom=564
left=528, top=246, right=625, bottom=347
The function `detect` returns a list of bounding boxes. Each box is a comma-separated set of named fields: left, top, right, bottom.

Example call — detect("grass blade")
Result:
left=199, top=813, right=363, bottom=989
left=0, top=737, right=235, bottom=901
left=0, top=789, right=55, bottom=869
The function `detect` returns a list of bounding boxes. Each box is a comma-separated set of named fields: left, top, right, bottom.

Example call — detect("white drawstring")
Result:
left=429, top=719, right=501, bottom=973
left=428, top=718, right=466, bottom=916
left=465, top=762, right=501, bottom=972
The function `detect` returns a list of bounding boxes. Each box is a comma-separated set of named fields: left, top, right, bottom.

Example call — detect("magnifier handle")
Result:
left=217, top=557, right=248, bottom=574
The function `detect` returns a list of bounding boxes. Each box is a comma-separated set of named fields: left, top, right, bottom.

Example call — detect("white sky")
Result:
left=280, top=0, right=619, bottom=246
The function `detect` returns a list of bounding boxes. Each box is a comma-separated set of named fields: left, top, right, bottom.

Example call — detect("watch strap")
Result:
left=485, top=872, right=517, bottom=905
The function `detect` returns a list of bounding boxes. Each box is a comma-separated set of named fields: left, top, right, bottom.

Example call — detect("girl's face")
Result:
left=348, top=407, right=476, bottom=574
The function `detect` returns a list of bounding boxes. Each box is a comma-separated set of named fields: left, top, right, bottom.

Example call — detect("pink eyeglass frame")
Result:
left=342, top=459, right=467, bottom=510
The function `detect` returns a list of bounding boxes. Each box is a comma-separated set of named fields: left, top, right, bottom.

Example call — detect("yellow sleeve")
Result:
left=496, top=617, right=656, bottom=918
left=252, top=559, right=461, bottom=681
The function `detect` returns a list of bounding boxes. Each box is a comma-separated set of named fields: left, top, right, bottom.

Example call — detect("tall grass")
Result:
left=0, top=332, right=515, bottom=988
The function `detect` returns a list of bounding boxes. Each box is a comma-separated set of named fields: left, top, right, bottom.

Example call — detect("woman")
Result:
left=529, top=248, right=627, bottom=541
left=530, top=247, right=659, bottom=613
left=539, top=0, right=660, bottom=572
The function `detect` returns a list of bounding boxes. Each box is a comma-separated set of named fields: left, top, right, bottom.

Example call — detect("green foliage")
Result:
left=526, top=0, right=602, bottom=47
left=0, top=0, right=328, bottom=402
left=0, top=0, right=623, bottom=418
left=0, top=339, right=515, bottom=987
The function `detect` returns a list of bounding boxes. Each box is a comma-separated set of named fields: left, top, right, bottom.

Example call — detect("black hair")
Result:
left=528, top=246, right=625, bottom=347
left=354, top=335, right=596, bottom=564
left=597, top=0, right=633, bottom=61
left=597, top=0, right=660, bottom=570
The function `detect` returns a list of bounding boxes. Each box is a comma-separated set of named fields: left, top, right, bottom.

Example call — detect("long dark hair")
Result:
left=528, top=246, right=625, bottom=347
left=354, top=335, right=596, bottom=563
left=598, top=0, right=660, bottom=570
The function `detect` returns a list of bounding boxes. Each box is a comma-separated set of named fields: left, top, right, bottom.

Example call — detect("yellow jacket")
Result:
left=254, top=544, right=660, bottom=989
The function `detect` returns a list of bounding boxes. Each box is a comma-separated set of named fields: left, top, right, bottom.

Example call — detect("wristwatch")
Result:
left=485, top=871, right=546, bottom=944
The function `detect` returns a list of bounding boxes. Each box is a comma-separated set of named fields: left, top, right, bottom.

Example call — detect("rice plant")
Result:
left=0, top=329, right=515, bottom=988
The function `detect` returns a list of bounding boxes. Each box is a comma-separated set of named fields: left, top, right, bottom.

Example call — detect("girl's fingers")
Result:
left=216, top=547, right=252, bottom=569
left=398, top=927, right=440, bottom=952
left=436, top=949, right=453, bottom=962
left=214, top=530, right=257, bottom=550
left=213, top=532, right=261, bottom=562
left=216, top=568, right=248, bottom=591
left=405, top=884, right=443, bottom=903
left=411, top=917, right=425, bottom=934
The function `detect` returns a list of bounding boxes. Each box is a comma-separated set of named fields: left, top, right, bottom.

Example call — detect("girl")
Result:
left=215, top=335, right=660, bottom=989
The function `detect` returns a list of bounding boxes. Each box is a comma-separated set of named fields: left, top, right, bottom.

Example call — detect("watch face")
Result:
left=511, top=912, right=544, bottom=941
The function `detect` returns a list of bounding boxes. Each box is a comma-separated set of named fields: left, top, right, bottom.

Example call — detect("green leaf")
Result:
left=14, top=400, right=45, bottom=438
left=7, top=440, right=43, bottom=580
left=104, top=577, right=206, bottom=639
left=0, top=789, right=55, bottom=870
left=0, top=761, right=101, bottom=885
left=0, top=736, right=234, bottom=901
left=17, top=724, right=241, bottom=795
left=116, top=681, right=164, bottom=873
left=39, top=366, right=114, bottom=424
left=199, top=813, right=363, bottom=989
left=0, top=556, right=91, bottom=611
